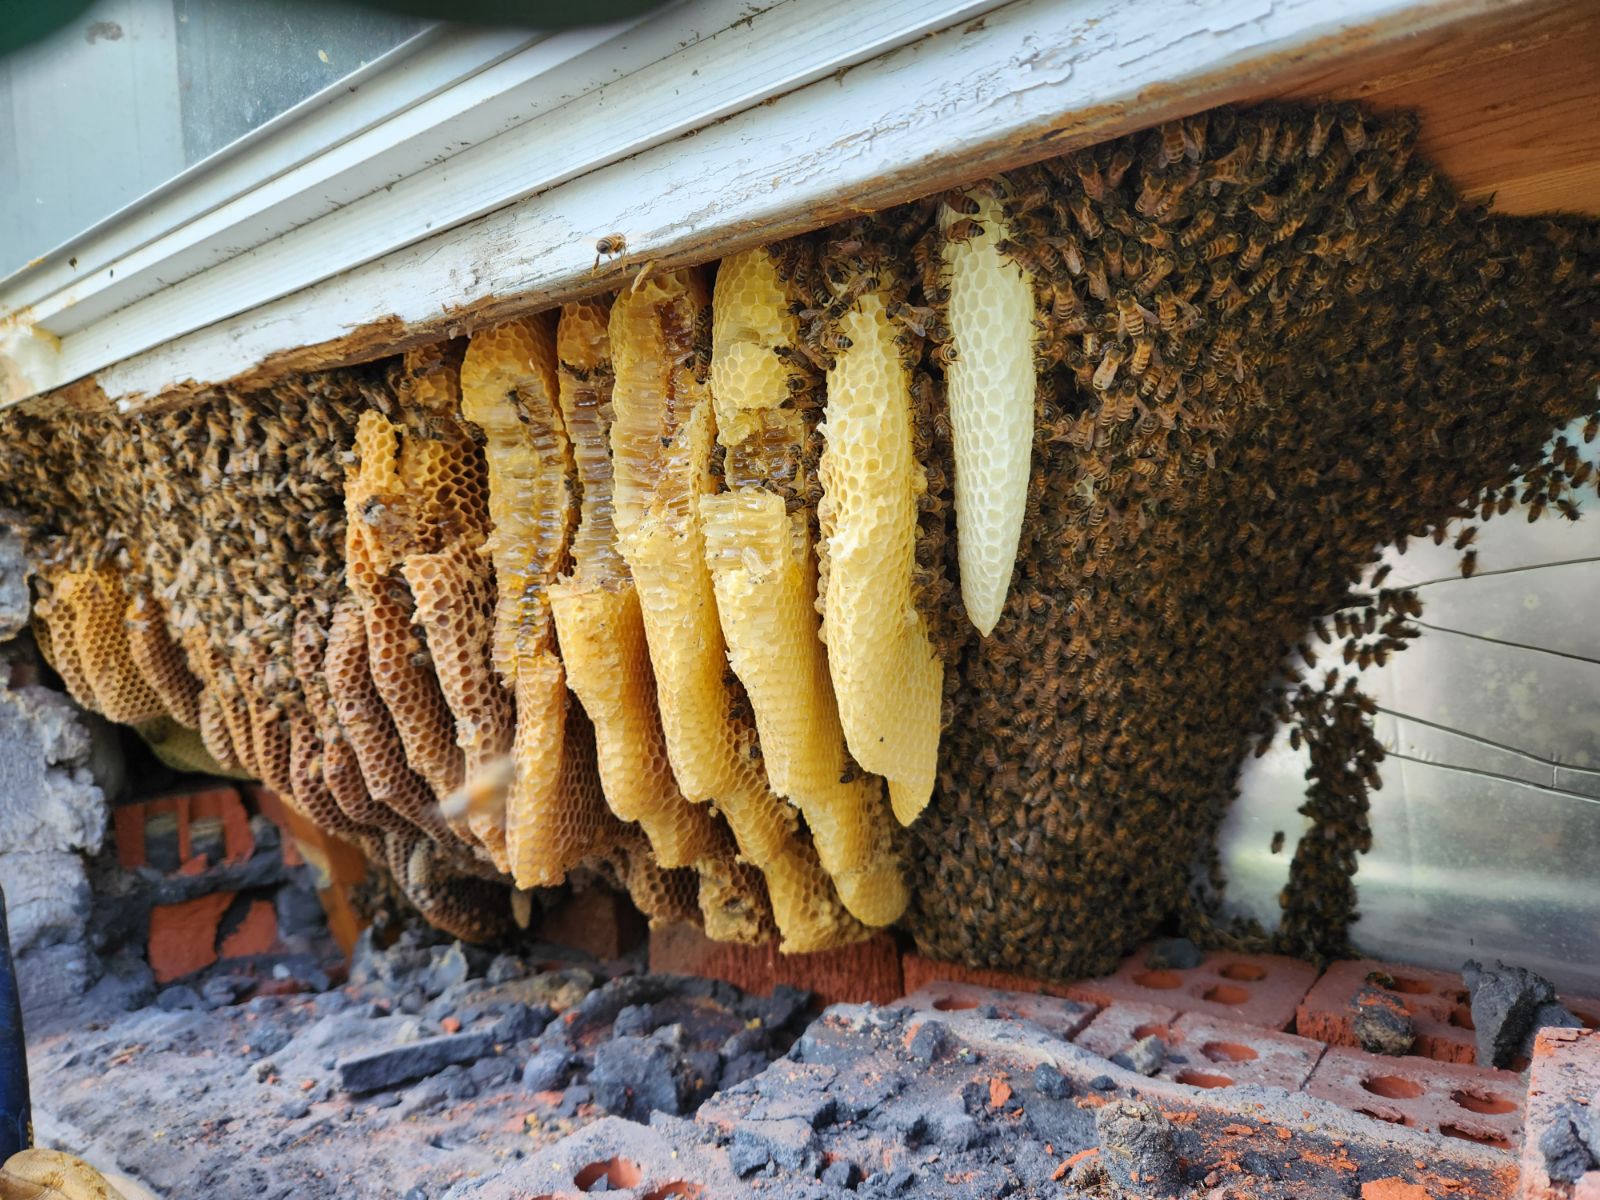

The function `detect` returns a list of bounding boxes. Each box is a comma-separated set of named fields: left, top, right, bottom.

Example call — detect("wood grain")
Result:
left=1273, top=0, right=1600, bottom=214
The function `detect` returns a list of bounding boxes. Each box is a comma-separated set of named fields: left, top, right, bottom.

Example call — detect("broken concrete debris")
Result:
left=1463, top=959, right=1582, bottom=1068
left=1351, top=983, right=1416, bottom=1057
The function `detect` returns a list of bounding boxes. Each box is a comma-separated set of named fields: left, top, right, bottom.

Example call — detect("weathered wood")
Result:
left=5, top=0, right=1594, bottom=411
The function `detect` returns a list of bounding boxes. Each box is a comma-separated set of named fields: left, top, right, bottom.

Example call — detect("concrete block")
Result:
left=337, top=1030, right=496, bottom=1094
left=1076, top=1003, right=1324, bottom=1092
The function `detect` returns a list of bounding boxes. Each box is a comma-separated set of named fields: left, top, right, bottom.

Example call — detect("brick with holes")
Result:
left=1304, top=1045, right=1524, bottom=1150
left=1518, top=1028, right=1600, bottom=1200
left=1063, top=949, right=1319, bottom=1031
left=1075, top=1005, right=1324, bottom=1092
left=1300, top=958, right=1600, bottom=1067
left=1075, top=1002, right=1183, bottom=1064
left=900, top=982, right=1098, bottom=1041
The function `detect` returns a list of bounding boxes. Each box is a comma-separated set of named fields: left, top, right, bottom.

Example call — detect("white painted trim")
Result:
left=2, top=0, right=1508, bottom=408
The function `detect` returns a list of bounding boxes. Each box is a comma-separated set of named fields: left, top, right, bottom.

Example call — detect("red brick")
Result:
left=1075, top=1000, right=1183, bottom=1060
left=1305, top=1044, right=1523, bottom=1151
left=148, top=893, right=232, bottom=983
left=1301, top=959, right=1600, bottom=1067
left=1518, top=1028, right=1600, bottom=1200
left=218, top=898, right=278, bottom=959
left=540, top=888, right=648, bottom=961
left=318, top=885, right=365, bottom=956
left=1164, top=1011, right=1325, bottom=1092
left=901, top=951, right=1082, bottom=1002
left=249, top=785, right=366, bottom=884
left=112, top=803, right=146, bottom=870
left=1064, top=949, right=1319, bottom=1031
left=1074, top=1004, right=1324, bottom=1092
left=1363, top=1181, right=1434, bottom=1200
left=650, top=926, right=903, bottom=1007
left=185, top=786, right=253, bottom=864
left=899, top=981, right=1098, bottom=1041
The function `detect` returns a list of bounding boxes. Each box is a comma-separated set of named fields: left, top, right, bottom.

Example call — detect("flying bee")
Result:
left=592, top=233, right=627, bottom=271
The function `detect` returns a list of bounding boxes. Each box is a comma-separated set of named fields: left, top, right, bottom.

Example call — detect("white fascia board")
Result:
left=8, top=0, right=1501, bottom=409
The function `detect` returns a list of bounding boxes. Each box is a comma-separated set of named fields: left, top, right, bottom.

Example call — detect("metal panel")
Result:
left=1220, top=420, right=1600, bottom=992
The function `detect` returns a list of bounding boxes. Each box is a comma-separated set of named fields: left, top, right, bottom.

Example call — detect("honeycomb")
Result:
left=506, top=697, right=622, bottom=888
left=550, top=296, right=764, bottom=937
left=548, top=584, right=722, bottom=869
left=197, top=680, right=243, bottom=774
left=404, top=540, right=513, bottom=866
left=704, top=246, right=908, bottom=928
left=0, top=101, right=1594, bottom=968
left=125, top=589, right=202, bottom=730
left=458, top=315, right=576, bottom=888
left=601, top=827, right=703, bottom=929
left=287, top=706, right=370, bottom=847
left=938, top=190, right=1037, bottom=636
left=385, top=827, right=509, bottom=943
left=31, top=573, right=97, bottom=712
left=816, top=288, right=944, bottom=824
left=609, top=268, right=865, bottom=953
left=135, top=716, right=238, bottom=777
left=323, top=594, right=465, bottom=850
left=345, top=407, right=472, bottom=826
left=43, top=567, right=167, bottom=725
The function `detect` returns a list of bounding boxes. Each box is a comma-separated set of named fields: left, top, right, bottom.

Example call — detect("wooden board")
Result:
left=1273, top=0, right=1600, bottom=215
left=4, top=0, right=1596, bottom=409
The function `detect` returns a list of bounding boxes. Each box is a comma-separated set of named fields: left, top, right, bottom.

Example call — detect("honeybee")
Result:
left=942, top=190, right=981, bottom=216
left=945, top=218, right=986, bottom=244
left=1104, top=146, right=1135, bottom=190
left=592, top=233, right=627, bottom=271
left=930, top=342, right=959, bottom=369
left=1338, top=103, right=1367, bottom=152
left=1091, top=344, right=1127, bottom=391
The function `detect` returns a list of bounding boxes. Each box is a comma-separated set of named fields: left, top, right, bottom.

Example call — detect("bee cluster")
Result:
left=897, top=103, right=1599, bottom=976
left=0, top=101, right=1595, bottom=972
